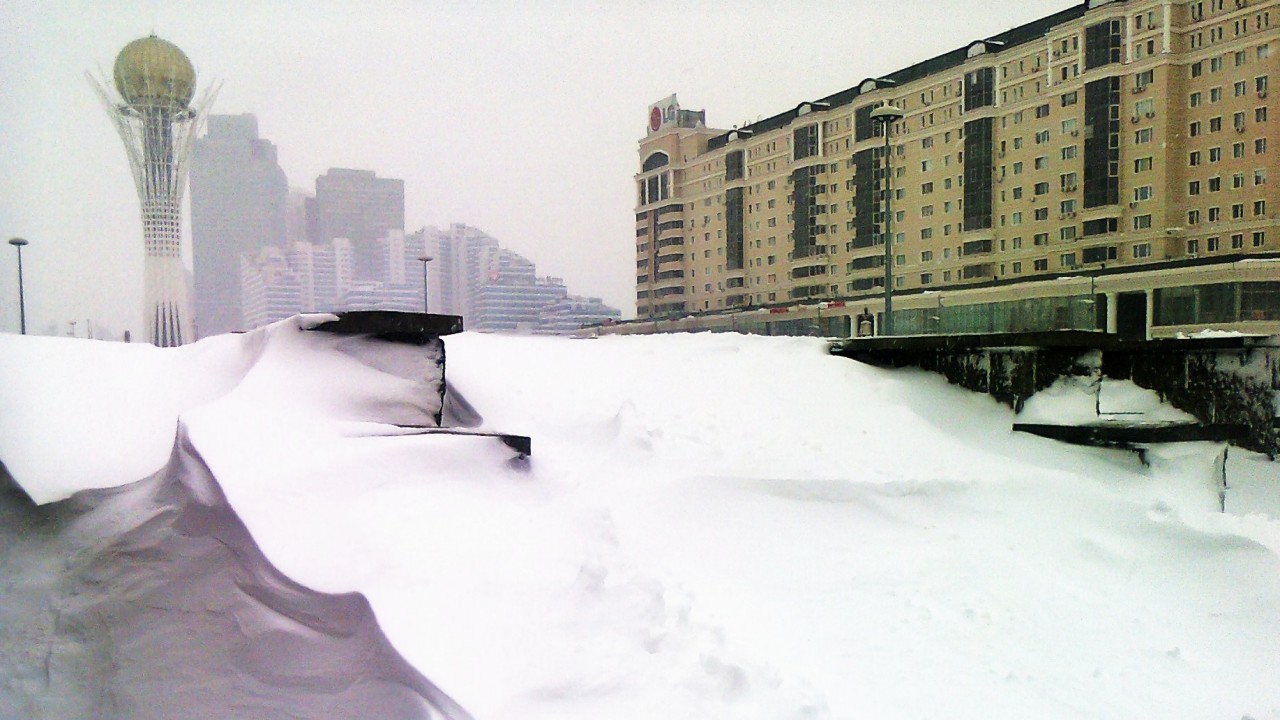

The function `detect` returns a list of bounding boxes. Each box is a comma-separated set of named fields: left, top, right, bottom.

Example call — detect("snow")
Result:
left=1017, top=373, right=1199, bottom=425
left=2, top=319, right=1279, bottom=719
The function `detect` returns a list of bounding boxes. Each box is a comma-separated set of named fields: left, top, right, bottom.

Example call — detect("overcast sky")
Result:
left=0, top=0, right=1073, bottom=337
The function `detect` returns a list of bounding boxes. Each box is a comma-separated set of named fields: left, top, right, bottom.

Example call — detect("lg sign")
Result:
left=647, top=94, right=680, bottom=133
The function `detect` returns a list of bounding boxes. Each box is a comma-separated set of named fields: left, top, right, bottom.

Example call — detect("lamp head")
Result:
left=870, top=104, right=905, bottom=123
left=8, top=237, right=28, bottom=247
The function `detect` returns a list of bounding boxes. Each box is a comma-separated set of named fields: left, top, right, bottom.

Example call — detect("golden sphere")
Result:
left=113, top=35, right=195, bottom=108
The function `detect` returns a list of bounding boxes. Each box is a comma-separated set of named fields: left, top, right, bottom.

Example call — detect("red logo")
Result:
left=649, top=106, right=662, bottom=132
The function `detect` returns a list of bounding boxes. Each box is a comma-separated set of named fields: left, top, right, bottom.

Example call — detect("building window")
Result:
left=1256, top=200, right=1268, bottom=216
left=1060, top=252, right=1077, bottom=268
left=1231, top=233, right=1244, bottom=249
left=1190, top=180, right=1201, bottom=195
left=1133, top=242, right=1152, bottom=258
left=1134, top=157, right=1153, bottom=172
left=794, top=125, right=819, bottom=160
left=1254, top=231, right=1267, bottom=247
left=1135, top=128, right=1153, bottom=144
left=1034, top=258, right=1048, bottom=271
left=1134, top=185, right=1153, bottom=201
left=1133, top=214, right=1152, bottom=229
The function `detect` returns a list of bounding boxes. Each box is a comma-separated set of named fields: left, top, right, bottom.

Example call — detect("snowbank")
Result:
left=2, top=321, right=1279, bottom=719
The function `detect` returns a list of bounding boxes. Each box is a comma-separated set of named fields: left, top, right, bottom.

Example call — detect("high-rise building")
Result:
left=538, top=295, right=623, bottom=334
left=285, top=189, right=311, bottom=246
left=90, top=35, right=215, bottom=346
left=413, top=223, right=620, bottom=333
left=239, top=219, right=617, bottom=334
left=310, top=169, right=405, bottom=283
left=635, top=1, right=1278, bottom=339
left=240, top=247, right=301, bottom=329
left=190, top=114, right=288, bottom=338
left=286, top=238, right=352, bottom=312
left=469, top=250, right=568, bottom=332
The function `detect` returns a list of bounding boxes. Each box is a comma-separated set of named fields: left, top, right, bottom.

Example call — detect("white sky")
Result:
left=0, top=0, right=1072, bottom=337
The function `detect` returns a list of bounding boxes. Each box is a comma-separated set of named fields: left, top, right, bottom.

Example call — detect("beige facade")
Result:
left=634, top=0, right=1278, bottom=339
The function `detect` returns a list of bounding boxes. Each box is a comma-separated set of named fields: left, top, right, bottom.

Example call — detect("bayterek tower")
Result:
left=90, top=36, right=215, bottom=346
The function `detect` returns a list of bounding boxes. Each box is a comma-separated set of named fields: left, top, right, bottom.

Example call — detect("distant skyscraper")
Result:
left=90, top=35, right=215, bottom=346
left=190, top=114, right=287, bottom=338
left=418, top=223, right=620, bottom=334
left=286, top=238, right=353, bottom=311
left=538, top=295, right=622, bottom=334
left=310, top=169, right=404, bottom=282
left=284, top=189, right=312, bottom=245
left=238, top=219, right=617, bottom=335
left=240, top=247, right=301, bottom=329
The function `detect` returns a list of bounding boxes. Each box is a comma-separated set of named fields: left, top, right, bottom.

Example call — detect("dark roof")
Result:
left=706, top=1, right=1090, bottom=152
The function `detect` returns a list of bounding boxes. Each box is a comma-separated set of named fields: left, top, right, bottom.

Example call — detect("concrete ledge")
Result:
left=1013, top=422, right=1249, bottom=447
left=308, top=311, right=464, bottom=342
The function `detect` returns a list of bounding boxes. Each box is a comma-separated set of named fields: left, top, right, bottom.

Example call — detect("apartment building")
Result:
left=634, top=0, right=1277, bottom=338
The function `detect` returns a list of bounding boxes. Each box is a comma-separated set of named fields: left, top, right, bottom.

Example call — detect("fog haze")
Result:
left=1, top=0, right=1069, bottom=337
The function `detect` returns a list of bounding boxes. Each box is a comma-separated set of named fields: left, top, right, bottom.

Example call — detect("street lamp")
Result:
left=8, top=237, right=29, bottom=334
left=417, top=255, right=433, bottom=313
left=871, top=103, right=904, bottom=336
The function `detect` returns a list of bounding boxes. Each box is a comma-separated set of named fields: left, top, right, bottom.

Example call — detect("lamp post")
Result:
left=870, top=104, right=904, bottom=336
left=8, top=237, right=29, bottom=334
left=417, top=255, right=433, bottom=314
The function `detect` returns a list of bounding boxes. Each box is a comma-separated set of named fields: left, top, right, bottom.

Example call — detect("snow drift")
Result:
left=2, top=319, right=1279, bottom=719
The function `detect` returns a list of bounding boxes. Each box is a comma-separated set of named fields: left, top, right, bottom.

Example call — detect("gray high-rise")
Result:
left=309, top=169, right=405, bottom=282
left=190, top=114, right=287, bottom=338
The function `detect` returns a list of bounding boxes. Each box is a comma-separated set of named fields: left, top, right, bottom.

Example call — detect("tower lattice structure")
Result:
left=90, top=35, right=216, bottom=347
